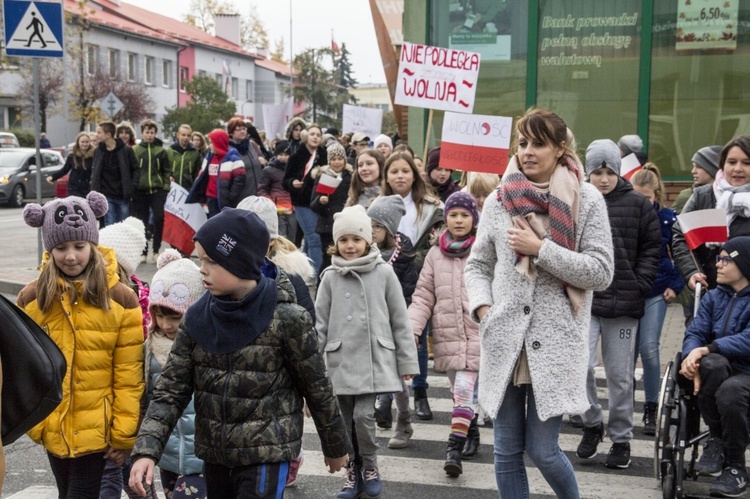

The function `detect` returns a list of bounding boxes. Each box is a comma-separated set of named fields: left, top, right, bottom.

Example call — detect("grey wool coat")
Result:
left=316, top=246, right=420, bottom=395
left=465, top=182, right=614, bottom=422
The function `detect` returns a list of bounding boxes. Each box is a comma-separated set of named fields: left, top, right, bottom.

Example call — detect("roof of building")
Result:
left=255, top=57, right=292, bottom=77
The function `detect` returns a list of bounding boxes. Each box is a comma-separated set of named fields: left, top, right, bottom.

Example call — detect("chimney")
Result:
left=256, top=47, right=268, bottom=58
left=215, top=13, right=241, bottom=47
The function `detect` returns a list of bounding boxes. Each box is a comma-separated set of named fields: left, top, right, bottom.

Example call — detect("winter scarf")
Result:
left=144, top=332, right=173, bottom=383
left=499, top=155, right=585, bottom=315
left=331, top=245, right=381, bottom=275
left=184, top=274, right=277, bottom=354
left=439, top=230, right=475, bottom=258
left=714, top=169, right=750, bottom=228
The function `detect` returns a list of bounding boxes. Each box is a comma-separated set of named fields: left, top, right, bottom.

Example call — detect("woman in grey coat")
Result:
left=465, top=108, right=614, bottom=499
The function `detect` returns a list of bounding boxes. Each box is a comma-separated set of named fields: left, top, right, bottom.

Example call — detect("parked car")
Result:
left=0, top=132, right=20, bottom=148
left=0, top=148, right=64, bottom=207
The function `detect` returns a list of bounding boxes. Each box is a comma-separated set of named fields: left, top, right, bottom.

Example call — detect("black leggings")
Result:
left=47, top=451, right=106, bottom=499
left=204, top=461, right=289, bottom=498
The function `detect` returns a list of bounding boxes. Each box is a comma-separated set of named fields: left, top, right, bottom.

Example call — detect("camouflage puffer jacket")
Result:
left=132, top=271, right=349, bottom=467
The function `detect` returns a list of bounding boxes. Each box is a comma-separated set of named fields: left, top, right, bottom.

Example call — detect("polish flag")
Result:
left=440, top=112, right=513, bottom=174
left=677, top=209, right=728, bottom=250
left=621, top=153, right=642, bottom=180
left=316, top=173, right=342, bottom=195
left=163, top=182, right=208, bottom=255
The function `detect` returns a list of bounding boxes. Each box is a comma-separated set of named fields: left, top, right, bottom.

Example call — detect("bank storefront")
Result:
left=403, top=0, right=750, bottom=181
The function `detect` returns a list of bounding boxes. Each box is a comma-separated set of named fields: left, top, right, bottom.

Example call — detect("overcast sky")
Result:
left=125, top=0, right=387, bottom=84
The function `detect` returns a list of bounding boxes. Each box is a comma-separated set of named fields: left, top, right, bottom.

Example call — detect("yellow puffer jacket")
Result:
left=17, top=246, right=144, bottom=458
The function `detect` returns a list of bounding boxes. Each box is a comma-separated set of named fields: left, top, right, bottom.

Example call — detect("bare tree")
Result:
left=184, top=0, right=269, bottom=50
left=17, top=60, right=64, bottom=132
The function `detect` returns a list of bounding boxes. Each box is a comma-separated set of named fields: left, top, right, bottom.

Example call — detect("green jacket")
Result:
left=167, top=142, right=202, bottom=191
left=671, top=185, right=695, bottom=214
left=133, top=138, right=171, bottom=193
left=131, top=271, right=349, bottom=467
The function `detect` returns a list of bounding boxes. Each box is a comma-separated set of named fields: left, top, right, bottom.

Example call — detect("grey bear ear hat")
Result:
left=585, top=139, right=622, bottom=177
left=23, top=191, right=108, bottom=251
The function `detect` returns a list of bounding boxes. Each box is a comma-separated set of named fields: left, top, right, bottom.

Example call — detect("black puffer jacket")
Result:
left=282, top=145, right=327, bottom=207
left=591, top=178, right=661, bottom=319
left=131, top=271, right=348, bottom=467
left=673, top=183, right=750, bottom=289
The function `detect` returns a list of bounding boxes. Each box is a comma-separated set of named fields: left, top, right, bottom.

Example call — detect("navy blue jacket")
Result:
left=683, top=284, right=750, bottom=374
left=646, top=204, right=685, bottom=299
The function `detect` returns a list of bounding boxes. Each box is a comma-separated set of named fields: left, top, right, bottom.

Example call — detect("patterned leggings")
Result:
left=448, top=370, right=479, bottom=437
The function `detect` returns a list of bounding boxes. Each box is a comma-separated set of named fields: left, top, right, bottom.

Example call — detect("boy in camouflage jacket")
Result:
left=129, top=208, right=349, bottom=498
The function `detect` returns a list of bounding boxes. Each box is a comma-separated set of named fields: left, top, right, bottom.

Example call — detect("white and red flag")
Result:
left=163, top=182, right=207, bottom=255
left=316, top=173, right=342, bottom=195
left=677, top=208, right=728, bottom=250
left=440, top=112, right=513, bottom=174
left=621, top=153, right=642, bottom=180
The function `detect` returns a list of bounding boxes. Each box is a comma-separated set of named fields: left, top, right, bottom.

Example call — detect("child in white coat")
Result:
left=316, top=205, right=419, bottom=499
left=408, top=192, right=481, bottom=477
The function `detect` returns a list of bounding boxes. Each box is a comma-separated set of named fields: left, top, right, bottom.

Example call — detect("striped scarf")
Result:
left=499, top=155, right=585, bottom=315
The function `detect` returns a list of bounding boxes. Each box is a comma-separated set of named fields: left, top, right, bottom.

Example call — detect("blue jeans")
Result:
left=494, top=384, right=579, bottom=499
left=637, top=295, right=668, bottom=403
left=103, top=197, right=129, bottom=226
left=411, top=323, right=430, bottom=390
left=294, top=205, right=322, bottom=274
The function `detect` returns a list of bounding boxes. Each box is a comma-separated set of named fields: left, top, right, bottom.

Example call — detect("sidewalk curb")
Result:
left=0, top=278, right=27, bottom=295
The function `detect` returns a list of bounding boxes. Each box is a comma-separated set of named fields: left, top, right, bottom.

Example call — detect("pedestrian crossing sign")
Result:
left=3, top=0, right=64, bottom=58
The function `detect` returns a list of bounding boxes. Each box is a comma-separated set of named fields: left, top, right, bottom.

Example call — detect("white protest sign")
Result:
left=394, top=41, right=480, bottom=113
left=262, top=99, right=294, bottom=140
left=440, top=112, right=512, bottom=174
left=342, top=104, right=383, bottom=138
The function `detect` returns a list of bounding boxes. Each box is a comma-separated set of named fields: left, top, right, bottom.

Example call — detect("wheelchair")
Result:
left=654, top=351, right=710, bottom=499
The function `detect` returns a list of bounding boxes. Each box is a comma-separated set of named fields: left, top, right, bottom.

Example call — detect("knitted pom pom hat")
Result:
left=23, top=191, right=108, bottom=251
left=149, top=249, right=204, bottom=316
left=99, top=217, right=146, bottom=276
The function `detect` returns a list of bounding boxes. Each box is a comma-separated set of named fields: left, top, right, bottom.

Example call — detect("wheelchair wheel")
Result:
left=662, top=461, right=676, bottom=499
left=655, top=359, right=675, bottom=479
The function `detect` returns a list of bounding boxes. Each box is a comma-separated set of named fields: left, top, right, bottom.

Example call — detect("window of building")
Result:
left=163, top=60, right=171, bottom=87
left=198, top=69, right=206, bottom=77
left=86, top=45, right=97, bottom=75
left=108, top=49, right=118, bottom=78
left=246, top=80, right=253, bottom=101
left=127, top=53, right=137, bottom=81
left=216, top=73, right=224, bottom=89
left=230, top=77, right=239, bottom=98
left=180, top=66, right=189, bottom=92
left=145, top=56, right=155, bottom=85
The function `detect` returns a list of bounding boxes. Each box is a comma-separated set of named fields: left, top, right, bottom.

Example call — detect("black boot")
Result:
left=444, top=434, right=465, bottom=477
left=462, top=416, right=480, bottom=459
left=374, top=395, right=393, bottom=429
left=642, top=402, right=657, bottom=436
left=414, top=387, right=433, bottom=420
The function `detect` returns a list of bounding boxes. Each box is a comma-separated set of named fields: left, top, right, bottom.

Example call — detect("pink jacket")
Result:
left=408, top=245, right=480, bottom=372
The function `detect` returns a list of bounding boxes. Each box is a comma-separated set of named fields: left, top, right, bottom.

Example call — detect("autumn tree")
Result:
left=270, top=36, right=287, bottom=63
left=184, top=0, right=269, bottom=51
left=162, top=75, right=236, bottom=136
left=17, top=60, right=64, bottom=133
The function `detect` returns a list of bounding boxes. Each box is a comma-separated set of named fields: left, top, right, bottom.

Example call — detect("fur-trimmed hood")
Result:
left=270, top=247, right=316, bottom=286
left=310, top=163, right=353, bottom=180
left=284, top=117, right=307, bottom=141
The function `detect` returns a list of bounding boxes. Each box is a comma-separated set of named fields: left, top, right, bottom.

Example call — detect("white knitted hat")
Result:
left=373, top=134, right=393, bottom=150
left=149, top=249, right=204, bottom=316
left=333, top=205, right=372, bottom=245
left=99, top=217, right=146, bottom=276
left=236, top=195, right=279, bottom=239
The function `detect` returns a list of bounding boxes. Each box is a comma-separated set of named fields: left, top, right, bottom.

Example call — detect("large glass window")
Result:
left=650, top=0, right=750, bottom=179
left=429, top=1, right=529, bottom=141
left=536, top=1, right=642, bottom=156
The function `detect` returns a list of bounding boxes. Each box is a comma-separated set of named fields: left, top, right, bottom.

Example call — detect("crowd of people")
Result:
left=8, top=107, right=750, bottom=499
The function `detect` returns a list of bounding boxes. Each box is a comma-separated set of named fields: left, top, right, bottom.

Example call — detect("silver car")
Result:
left=0, top=148, right=64, bottom=207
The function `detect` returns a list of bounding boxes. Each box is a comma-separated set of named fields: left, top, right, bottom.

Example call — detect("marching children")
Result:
left=145, top=250, right=207, bottom=499
left=311, top=141, right=354, bottom=274
left=132, top=119, right=171, bottom=263
left=577, top=139, right=660, bottom=468
left=129, top=208, right=349, bottom=498
left=408, top=192, right=481, bottom=476
left=367, top=195, right=419, bottom=440
left=316, top=205, right=419, bottom=499
left=18, top=193, right=144, bottom=498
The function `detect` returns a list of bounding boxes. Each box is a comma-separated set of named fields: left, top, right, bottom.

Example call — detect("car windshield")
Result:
left=0, top=151, right=29, bottom=168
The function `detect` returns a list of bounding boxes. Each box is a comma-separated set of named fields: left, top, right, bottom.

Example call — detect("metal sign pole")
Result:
left=34, top=57, right=42, bottom=263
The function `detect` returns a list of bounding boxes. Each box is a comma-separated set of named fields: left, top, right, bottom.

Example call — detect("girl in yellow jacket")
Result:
left=17, top=192, right=144, bottom=499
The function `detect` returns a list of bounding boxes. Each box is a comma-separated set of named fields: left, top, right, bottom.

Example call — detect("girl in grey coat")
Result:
left=465, top=109, right=614, bottom=499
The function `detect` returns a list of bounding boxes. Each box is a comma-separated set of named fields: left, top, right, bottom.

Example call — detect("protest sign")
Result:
left=394, top=41, right=480, bottom=113
left=439, top=112, right=512, bottom=174
left=342, top=104, right=383, bottom=138
left=262, top=99, right=294, bottom=139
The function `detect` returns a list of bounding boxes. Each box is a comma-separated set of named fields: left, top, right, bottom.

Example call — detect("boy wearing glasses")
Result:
left=680, top=236, right=750, bottom=497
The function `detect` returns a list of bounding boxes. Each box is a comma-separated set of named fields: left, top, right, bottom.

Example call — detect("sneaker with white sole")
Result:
left=605, top=442, right=631, bottom=469
left=710, top=465, right=749, bottom=498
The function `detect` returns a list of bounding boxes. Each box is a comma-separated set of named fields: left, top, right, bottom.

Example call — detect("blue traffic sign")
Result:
left=3, top=0, right=64, bottom=58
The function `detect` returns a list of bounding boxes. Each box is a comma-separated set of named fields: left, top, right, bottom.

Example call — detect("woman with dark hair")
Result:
left=465, top=108, right=614, bottom=498
left=47, top=131, right=94, bottom=198
left=673, top=135, right=750, bottom=292
left=247, top=123, right=272, bottom=161
left=282, top=123, right=327, bottom=273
